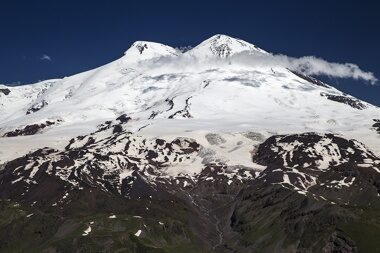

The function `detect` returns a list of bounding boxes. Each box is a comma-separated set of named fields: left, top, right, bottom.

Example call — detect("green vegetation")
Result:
left=0, top=200, right=209, bottom=253
left=338, top=206, right=380, bottom=253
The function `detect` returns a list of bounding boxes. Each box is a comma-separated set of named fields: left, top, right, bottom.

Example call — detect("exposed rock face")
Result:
left=0, top=88, right=11, bottom=95
left=373, top=119, right=380, bottom=134
left=290, top=70, right=331, bottom=88
left=26, top=100, right=48, bottom=114
left=3, top=120, right=59, bottom=137
left=320, top=92, right=367, bottom=110
left=253, top=133, right=380, bottom=204
left=136, top=43, right=148, bottom=54
left=168, top=96, right=192, bottom=119
left=116, top=114, right=131, bottom=123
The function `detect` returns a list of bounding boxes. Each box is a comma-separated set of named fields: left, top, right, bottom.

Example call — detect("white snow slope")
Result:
left=1, top=34, right=379, bottom=164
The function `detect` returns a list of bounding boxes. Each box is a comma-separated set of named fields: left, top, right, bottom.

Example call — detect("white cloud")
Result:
left=249, top=54, right=378, bottom=84
left=40, top=54, right=52, bottom=61
left=143, top=51, right=377, bottom=85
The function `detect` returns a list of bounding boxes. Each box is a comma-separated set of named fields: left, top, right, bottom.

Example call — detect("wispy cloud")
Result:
left=40, top=54, right=52, bottom=61
left=6, top=81, right=22, bottom=86
left=143, top=51, right=377, bottom=84
left=237, top=54, right=378, bottom=84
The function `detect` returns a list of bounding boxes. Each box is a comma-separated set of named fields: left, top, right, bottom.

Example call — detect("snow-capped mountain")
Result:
left=0, top=35, right=379, bottom=164
left=0, top=35, right=379, bottom=252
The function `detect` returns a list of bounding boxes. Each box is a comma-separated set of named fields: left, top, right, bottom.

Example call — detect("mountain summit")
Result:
left=122, top=35, right=267, bottom=61
left=187, top=34, right=267, bottom=58
left=124, top=41, right=179, bottom=62
left=1, top=35, right=378, bottom=163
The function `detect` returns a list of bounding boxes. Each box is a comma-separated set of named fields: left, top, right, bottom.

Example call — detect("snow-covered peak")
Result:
left=1, top=35, right=380, bottom=166
left=123, top=41, right=179, bottom=62
left=187, top=34, right=267, bottom=58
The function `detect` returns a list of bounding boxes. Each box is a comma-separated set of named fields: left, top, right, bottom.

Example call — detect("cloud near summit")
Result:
left=260, top=54, right=378, bottom=84
left=224, top=53, right=377, bottom=84
left=146, top=51, right=378, bottom=84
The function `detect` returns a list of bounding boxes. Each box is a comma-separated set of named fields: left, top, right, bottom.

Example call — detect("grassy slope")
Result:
left=0, top=200, right=211, bottom=253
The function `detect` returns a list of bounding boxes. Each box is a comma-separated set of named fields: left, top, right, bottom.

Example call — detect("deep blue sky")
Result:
left=1, top=0, right=379, bottom=106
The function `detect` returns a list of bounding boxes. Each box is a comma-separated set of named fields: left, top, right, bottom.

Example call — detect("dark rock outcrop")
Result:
left=26, top=100, right=48, bottom=114
left=290, top=70, right=331, bottom=88
left=3, top=120, right=58, bottom=137
left=116, top=114, right=131, bottom=123
left=373, top=119, right=380, bottom=134
left=320, top=92, right=367, bottom=110
left=0, top=88, right=11, bottom=95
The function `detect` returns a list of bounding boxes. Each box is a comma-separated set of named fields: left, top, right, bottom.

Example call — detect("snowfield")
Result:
left=0, top=34, right=379, bottom=166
